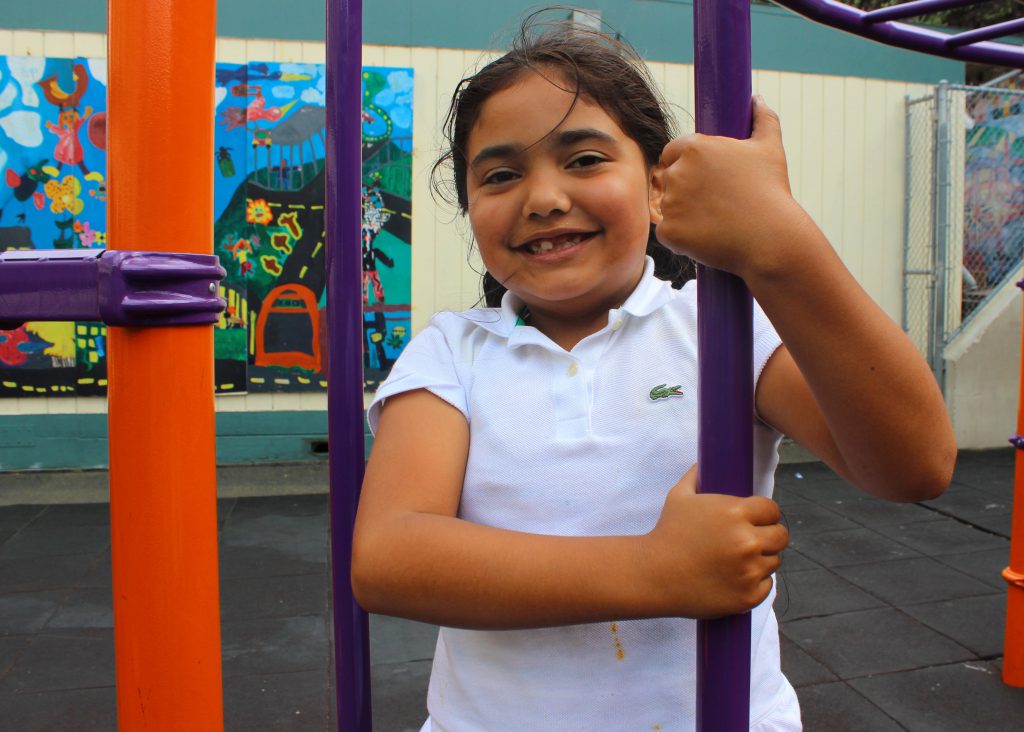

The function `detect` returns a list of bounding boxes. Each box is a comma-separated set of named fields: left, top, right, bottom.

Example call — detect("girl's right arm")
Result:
left=351, top=388, right=787, bottom=629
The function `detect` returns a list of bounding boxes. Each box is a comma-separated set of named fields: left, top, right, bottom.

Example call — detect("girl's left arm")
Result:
left=656, top=99, right=956, bottom=501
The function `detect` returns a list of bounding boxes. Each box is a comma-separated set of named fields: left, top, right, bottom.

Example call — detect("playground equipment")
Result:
left=1, top=1, right=1023, bottom=730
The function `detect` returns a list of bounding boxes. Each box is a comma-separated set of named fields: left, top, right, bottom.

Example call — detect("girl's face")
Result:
left=465, top=70, right=662, bottom=323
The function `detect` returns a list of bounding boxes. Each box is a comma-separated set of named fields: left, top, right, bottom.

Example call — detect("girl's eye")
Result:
left=481, top=169, right=518, bottom=186
left=568, top=154, right=606, bottom=169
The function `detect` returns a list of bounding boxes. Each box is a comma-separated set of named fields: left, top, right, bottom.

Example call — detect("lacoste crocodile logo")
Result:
left=649, top=384, right=684, bottom=401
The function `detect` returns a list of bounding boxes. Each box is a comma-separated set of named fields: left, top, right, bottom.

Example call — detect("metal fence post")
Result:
left=932, top=80, right=951, bottom=389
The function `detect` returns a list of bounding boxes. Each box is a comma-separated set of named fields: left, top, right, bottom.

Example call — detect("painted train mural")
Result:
left=0, top=56, right=412, bottom=396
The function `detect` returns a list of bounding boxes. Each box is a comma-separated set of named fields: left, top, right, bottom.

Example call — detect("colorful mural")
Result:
left=0, top=56, right=109, bottom=396
left=0, top=56, right=412, bottom=396
left=963, top=79, right=1024, bottom=301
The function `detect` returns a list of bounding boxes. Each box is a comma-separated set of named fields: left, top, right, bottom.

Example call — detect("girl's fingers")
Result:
left=757, top=523, right=790, bottom=556
left=745, top=495, right=783, bottom=525
left=750, top=96, right=783, bottom=144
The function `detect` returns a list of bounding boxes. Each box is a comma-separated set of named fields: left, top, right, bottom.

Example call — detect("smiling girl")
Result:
left=351, top=19, right=955, bottom=732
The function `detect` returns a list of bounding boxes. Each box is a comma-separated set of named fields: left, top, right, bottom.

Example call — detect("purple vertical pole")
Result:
left=326, top=1, right=372, bottom=731
left=693, top=1, right=754, bottom=731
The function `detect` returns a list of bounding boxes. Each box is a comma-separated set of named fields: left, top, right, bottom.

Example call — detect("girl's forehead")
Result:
left=468, top=72, right=622, bottom=152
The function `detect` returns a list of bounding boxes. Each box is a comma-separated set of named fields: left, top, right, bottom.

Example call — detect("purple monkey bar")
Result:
left=772, top=0, right=1024, bottom=67
left=0, top=249, right=224, bottom=330
left=325, top=1, right=372, bottom=731
left=693, top=1, right=756, bottom=730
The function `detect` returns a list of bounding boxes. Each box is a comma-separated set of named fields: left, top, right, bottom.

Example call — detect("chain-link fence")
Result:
left=903, top=77, right=1024, bottom=386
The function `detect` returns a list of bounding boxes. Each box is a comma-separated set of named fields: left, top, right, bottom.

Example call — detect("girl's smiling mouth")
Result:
left=515, top=230, right=598, bottom=256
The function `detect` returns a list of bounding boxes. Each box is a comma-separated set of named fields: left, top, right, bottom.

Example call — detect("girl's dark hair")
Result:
left=432, top=13, right=695, bottom=307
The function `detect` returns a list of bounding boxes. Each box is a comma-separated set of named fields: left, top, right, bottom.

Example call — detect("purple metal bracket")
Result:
left=1010, top=435, right=1024, bottom=449
left=0, top=249, right=225, bottom=330
left=771, top=0, right=1024, bottom=69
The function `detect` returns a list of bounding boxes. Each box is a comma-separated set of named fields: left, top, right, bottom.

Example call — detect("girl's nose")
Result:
left=522, top=171, right=571, bottom=219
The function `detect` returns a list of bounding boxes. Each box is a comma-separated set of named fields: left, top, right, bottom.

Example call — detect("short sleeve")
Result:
left=752, top=297, right=783, bottom=387
left=366, top=322, right=469, bottom=434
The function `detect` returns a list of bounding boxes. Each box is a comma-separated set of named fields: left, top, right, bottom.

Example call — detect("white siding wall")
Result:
left=0, top=32, right=928, bottom=418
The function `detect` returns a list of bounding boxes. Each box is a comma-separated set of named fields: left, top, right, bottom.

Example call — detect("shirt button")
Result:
left=611, top=318, right=624, bottom=331
left=567, top=362, right=579, bottom=377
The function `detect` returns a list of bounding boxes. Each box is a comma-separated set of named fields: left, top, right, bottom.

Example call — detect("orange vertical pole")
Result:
left=1006, top=287, right=1024, bottom=687
left=1003, top=282, right=1024, bottom=683
left=106, top=0, right=223, bottom=728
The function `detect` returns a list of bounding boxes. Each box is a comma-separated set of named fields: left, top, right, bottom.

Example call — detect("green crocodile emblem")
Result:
left=649, top=384, right=684, bottom=401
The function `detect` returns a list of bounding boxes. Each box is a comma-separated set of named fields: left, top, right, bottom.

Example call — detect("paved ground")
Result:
left=1, top=449, right=1022, bottom=730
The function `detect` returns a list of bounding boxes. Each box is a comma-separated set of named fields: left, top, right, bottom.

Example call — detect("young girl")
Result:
left=352, top=21, right=956, bottom=732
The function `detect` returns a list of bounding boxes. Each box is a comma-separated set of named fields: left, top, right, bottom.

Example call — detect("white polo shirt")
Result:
left=368, top=258, right=799, bottom=731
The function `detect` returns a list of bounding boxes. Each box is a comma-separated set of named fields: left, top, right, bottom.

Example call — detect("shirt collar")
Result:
left=467, top=256, right=674, bottom=342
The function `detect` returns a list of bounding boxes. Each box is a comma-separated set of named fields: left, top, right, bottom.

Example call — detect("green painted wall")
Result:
left=1, top=0, right=963, bottom=82
left=0, top=411, right=367, bottom=471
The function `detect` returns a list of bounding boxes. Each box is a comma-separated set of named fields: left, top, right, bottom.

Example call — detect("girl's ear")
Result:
left=649, top=165, right=665, bottom=225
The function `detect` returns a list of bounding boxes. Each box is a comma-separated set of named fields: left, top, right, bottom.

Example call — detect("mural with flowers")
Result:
left=0, top=55, right=412, bottom=396
left=0, top=56, right=108, bottom=394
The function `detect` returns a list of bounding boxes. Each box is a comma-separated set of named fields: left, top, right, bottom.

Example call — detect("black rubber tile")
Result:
left=0, top=635, right=31, bottom=679
left=0, top=686, right=116, bottom=730
left=795, top=682, right=904, bottom=731
left=961, top=511, right=1013, bottom=537
left=27, top=503, right=111, bottom=530
left=220, top=512, right=329, bottom=558
left=224, top=670, right=330, bottom=732
left=779, top=635, right=837, bottom=688
left=783, top=608, right=973, bottom=679
left=0, top=553, right=107, bottom=593
left=779, top=548, right=821, bottom=574
left=218, top=497, right=237, bottom=528
left=0, top=591, right=63, bottom=635
left=833, top=556, right=995, bottom=606
left=219, top=513, right=329, bottom=579
left=44, top=587, right=113, bottom=632
left=371, top=659, right=431, bottom=732
left=219, top=544, right=328, bottom=581
left=821, top=494, right=941, bottom=527
left=902, top=594, right=1007, bottom=658
left=0, top=524, right=109, bottom=560
left=221, top=573, right=329, bottom=621
left=850, top=661, right=1024, bottom=732
left=0, top=505, right=45, bottom=533
left=782, top=477, right=862, bottom=504
left=936, top=547, right=1011, bottom=590
left=773, top=569, right=884, bottom=622
left=788, top=527, right=920, bottom=568
left=229, top=494, right=328, bottom=520
left=780, top=502, right=859, bottom=535
left=951, top=450, right=1014, bottom=494
left=370, top=615, right=438, bottom=666
left=0, top=631, right=115, bottom=693
left=875, top=517, right=1010, bottom=557
left=922, top=480, right=1011, bottom=517
left=772, top=488, right=810, bottom=507
left=221, top=614, right=329, bottom=678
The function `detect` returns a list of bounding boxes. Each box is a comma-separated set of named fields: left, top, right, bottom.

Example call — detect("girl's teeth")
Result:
left=527, top=235, right=582, bottom=254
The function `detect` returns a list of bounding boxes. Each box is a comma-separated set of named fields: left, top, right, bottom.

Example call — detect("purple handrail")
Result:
left=772, top=0, right=1024, bottom=68
left=862, top=0, right=990, bottom=24
left=325, top=1, right=372, bottom=731
left=693, top=1, right=755, bottom=731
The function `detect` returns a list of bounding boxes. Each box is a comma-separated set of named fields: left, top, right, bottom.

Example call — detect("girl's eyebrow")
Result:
left=470, top=128, right=618, bottom=169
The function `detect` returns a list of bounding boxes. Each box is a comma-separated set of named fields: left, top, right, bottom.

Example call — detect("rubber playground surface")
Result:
left=1, top=450, right=1023, bottom=730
